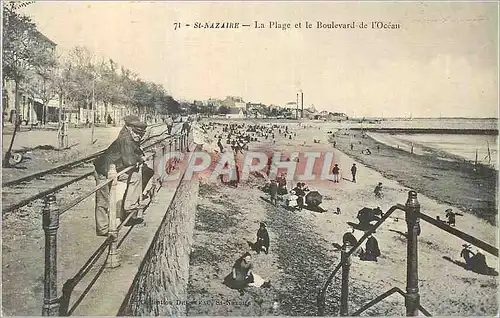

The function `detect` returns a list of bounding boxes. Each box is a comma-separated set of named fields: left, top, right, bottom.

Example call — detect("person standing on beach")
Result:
left=374, top=182, right=383, bottom=198
left=351, top=163, right=357, bottom=182
left=269, top=180, right=278, bottom=206
left=332, top=164, right=340, bottom=183
left=165, top=116, right=173, bottom=135
left=445, top=208, right=462, bottom=226
left=350, top=143, right=354, bottom=150
left=217, top=137, right=224, bottom=153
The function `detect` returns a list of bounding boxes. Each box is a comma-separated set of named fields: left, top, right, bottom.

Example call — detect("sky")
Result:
left=19, top=1, right=499, bottom=118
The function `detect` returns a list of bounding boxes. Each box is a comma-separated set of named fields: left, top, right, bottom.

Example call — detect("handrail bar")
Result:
left=418, top=211, right=498, bottom=257
left=3, top=172, right=95, bottom=213
left=2, top=123, right=167, bottom=188
left=318, top=198, right=498, bottom=316
left=317, top=204, right=406, bottom=315
left=2, top=151, right=104, bottom=187
left=350, top=287, right=432, bottom=317
left=3, top=130, right=185, bottom=214
left=58, top=132, right=187, bottom=216
left=350, top=287, right=401, bottom=316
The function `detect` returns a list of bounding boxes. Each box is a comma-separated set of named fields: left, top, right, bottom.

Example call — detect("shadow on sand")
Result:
left=442, top=256, right=498, bottom=276
left=302, top=205, right=328, bottom=213
left=388, top=229, right=407, bottom=238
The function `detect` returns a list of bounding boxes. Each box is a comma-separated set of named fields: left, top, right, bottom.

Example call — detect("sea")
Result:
left=355, top=118, right=498, bottom=170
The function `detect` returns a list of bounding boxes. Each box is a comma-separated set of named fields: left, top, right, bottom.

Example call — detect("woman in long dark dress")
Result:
left=223, top=252, right=254, bottom=295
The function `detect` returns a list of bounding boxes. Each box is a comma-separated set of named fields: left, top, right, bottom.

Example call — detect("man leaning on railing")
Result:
left=93, top=115, right=154, bottom=237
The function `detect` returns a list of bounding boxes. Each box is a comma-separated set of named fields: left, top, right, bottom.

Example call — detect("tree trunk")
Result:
left=57, top=93, right=64, bottom=149
left=104, top=102, right=109, bottom=127
left=3, top=79, right=21, bottom=167
left=42, top=103, right=47, bottom=125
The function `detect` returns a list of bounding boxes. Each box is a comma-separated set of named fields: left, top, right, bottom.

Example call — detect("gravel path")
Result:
left=267, top=202, right=342, bottom=316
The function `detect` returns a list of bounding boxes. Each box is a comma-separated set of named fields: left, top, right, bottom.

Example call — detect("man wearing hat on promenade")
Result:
left=93, top=115, right=154, bottom=236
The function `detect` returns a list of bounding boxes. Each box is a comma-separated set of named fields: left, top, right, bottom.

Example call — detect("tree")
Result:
left=96, top=59, right=121, bottom=126
left=65, top=46, right=96, bottom=124
left=25, top=48, right=58, bottom=124
left=165, top=95, right=181, bottom=115
left=118, top=66, right=138, bottom=116
left=2, top=1, right=56, bottom=166
left=218, top=105, right=230, bottom=114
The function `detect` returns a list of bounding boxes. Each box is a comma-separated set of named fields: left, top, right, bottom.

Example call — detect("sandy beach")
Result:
left=331, top=129, right=498, bottom=225
left=186, top=120, right=498, bottom=316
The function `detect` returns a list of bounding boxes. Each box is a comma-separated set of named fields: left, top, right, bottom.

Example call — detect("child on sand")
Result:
left=374, top=182, right=383, bottom=198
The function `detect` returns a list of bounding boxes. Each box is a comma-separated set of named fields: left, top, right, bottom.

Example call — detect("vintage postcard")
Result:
left=1, top=1, right=498, bottom=316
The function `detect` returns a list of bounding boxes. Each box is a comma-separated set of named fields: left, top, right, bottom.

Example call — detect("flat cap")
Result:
left=123, top=115, right=147, bottom=129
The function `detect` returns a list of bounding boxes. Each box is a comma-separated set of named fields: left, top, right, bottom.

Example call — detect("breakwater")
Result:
left=351, top=128, right=498, bottom=135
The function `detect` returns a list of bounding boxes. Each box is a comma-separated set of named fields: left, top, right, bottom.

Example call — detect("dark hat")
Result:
left=445, top=208, right=452, bottom=212
left=123, top=115, right=147, bottom=129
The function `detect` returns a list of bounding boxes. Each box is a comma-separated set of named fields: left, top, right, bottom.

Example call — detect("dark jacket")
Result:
left=366, top=236, right=381, bottom=257
left=257, top=228, right=270, bottom=247
left=293, top=186, right=306, bottom=197
left=94, top=127, right=144, bottom=177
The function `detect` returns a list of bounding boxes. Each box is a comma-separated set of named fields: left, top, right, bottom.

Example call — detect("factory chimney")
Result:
left=296, top=92, right=299, bottom=120
left=301, top=91, right=304, bottom=118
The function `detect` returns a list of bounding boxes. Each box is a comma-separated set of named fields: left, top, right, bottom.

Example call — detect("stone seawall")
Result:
left=119, top=147, right=200, bottom=316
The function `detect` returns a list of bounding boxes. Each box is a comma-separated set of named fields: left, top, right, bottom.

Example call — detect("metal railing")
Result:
left=317, top=191, right=498, bottom=317
left=40, top=129, right=191, bottom=316
left=2, top=123, right=177, bottom=215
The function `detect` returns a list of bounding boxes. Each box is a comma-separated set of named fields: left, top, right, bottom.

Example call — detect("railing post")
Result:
left=42, top=195, right=60, bottom=316
left=405, top=191, right=420, bottom=316
left=340, top=242, right=352, bottom=316
left=106, top=164, right=120, bottom=268
left=174, top=136, right=178, bottom=152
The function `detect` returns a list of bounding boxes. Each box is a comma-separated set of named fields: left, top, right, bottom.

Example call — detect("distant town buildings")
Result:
left=188, top=95, right=348, bottom=121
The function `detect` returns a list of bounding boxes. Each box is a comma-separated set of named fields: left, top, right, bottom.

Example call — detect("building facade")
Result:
left=2, top=30, right=58, bottom=125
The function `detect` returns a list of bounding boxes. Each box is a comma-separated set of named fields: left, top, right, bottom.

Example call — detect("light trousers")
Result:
left=94, top=169, right=146, bottom=235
